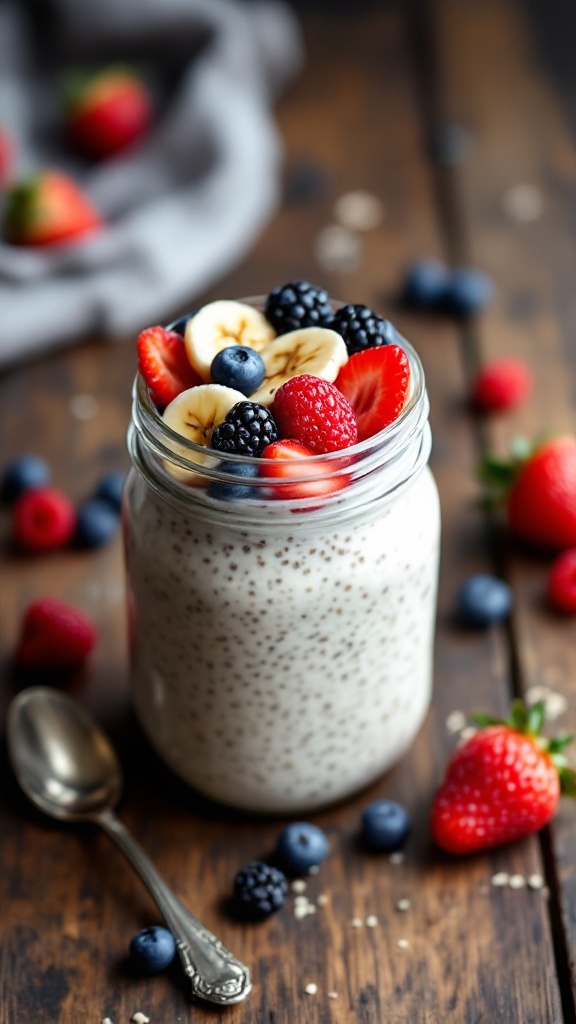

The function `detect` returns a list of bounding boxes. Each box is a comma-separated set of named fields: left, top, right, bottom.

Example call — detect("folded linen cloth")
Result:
left=0, top=0, right=302, bottom=366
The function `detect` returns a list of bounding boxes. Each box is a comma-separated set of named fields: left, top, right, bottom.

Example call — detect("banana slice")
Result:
left=162, top=384, right=245, bottom=482
left=249, top=327, right=348, bottom=406
left=185, top=301, right=276, bottom=381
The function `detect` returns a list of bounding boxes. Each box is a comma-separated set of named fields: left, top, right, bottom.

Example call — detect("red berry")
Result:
left=0, top=124, right=14, bottom=187
left=507, top=436, right=576, bottom=550
left=14, top=597, right=96, bottom=672
left=334, top=345, right=410, bottom=442
left=3, top=171, right=102, bottom=246
left=430, top=700, right=574, bottom=855
left=137, top=325, right=202, bottom=408
left=272, top=375, right=358, bottom=454
left=547, top=549, right=576, bottom=613
left=12, top=487, right=76, bottom=552
left=66, top=68, right=152, bottom=159
left=262, top=439, right=348, bottom=500
left=471, top=357, right=533, bottom=411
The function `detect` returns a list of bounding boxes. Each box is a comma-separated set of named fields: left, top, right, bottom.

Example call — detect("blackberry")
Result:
left=331, top=304, right=399, bottom=356
left=210, top=402, right=278, bottom=456
left=265, top=280, right=333, bottom=334
left=233, top=861, right=288, bottom=918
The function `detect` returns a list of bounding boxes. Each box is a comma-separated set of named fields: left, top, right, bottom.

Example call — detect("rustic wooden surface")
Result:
left=1, top=0, right=576, bottom=1020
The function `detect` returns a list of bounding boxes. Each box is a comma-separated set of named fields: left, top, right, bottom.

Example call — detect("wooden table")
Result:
left=2, top=0, right=576, bottom=1020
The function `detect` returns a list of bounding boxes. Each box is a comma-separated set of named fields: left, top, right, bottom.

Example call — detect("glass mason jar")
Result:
left=124, top=310, right=440, bottom=814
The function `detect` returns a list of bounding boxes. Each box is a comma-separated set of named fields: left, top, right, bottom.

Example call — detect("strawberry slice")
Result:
left=137, top=326, right=202, bottom=408
left=262, top=439, right=348, bottom=501
left=334, top=345, right=410, bottom=441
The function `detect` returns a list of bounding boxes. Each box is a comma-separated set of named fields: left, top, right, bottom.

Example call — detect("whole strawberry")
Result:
left=431, top=700, right=575, bottom=855
left=480, top=435, right=576, bottom=550
left=3, top=171, right=102, bottom=246
left=65, top=66, right=152, bottom=159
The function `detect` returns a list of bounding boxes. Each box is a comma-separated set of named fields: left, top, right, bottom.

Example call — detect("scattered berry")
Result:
left=93, top=471, right=126, bottom=512
left=262, top=439, right=347, bottom=500
left=211, top=402, right=279, bottom=456
left=273, top=375, right=357, bottom=454
left=443, top=268, right=494, bottom=315
left=208, top=461, right=260, bottom=502
left=137, top=325, right=202, bottom=408
left=547, top=550, right=576, bottom=613
left=471, top=357, right=533, bottom=411
left=1, top=455, right=51, bottom=503
left=430, top=699, right=576, bottom=854
left=265, top=280, right=333, bottom=334
left=233, top=861, right=288, bottom=919
left=75, top=498, right=120, bottom=548
left=361, top=800, right=411, bottom=852
left=403, top=259, right=450, bottom=308
left=0, top=124, right=14, bottom=186
left=3, top=171, right=102, bottom=246
left=457, top=574, right=512, bottom=627
left=14, top=597, right=96, bottom=672
left=275, top=822, right=329, bottom=874
left=335, top=345, right=410, bottom=442
left=65, top=66, right=152, bottom=159
left=330, top=304, right=398, bottom=356
left=12, top=487, right=76, bottom=552
left=210, top=346, right=265, bottom=396
left=129, top=926, right=176, bottom=974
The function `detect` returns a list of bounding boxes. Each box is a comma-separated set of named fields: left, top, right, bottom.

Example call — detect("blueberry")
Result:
left=208, top=461, right=259, bottom=502
left=211, top=346, right=266, bottom=397
left=403, top=259, right=450, bottom=309
left=444, top=268, right=494, bottom=315
left=1, top=454, right=51, bottom=502
left=457, top=573, right=512, bottom=627
left=129, top=925, right=176, bottom=974
left=93, top=471, right=126, bottom=512
left=361, top=799, right=411, bottom=852
left=275, top=822, right=329, bottom=875
left=75, top=498, right=120, bottom=548
left=168, top=312, right=195, bottom=336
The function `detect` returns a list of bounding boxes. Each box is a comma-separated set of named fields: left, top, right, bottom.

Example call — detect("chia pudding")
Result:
left=125, top=291, right=441, bottom=812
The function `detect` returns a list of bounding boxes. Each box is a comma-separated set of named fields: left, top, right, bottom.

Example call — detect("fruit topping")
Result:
left=334, top=344, right=410, bottom=442
left=471, top=357, right=533, bottom=411
left=210, top=345, right=266, bottom=396
left=0, top=454, right=51, bottom=503
left=547, top=550, right=576, bottom=613
left=137, top=325, right=202, bottom=408
left=3, top=171, right=102, bottom=246
left=262, top=439, right=347, bottom=500
left=456, top=573, right=512, bottom=627
left=14, top=596, right=96, bottom=672
left=129, top=926, right=176, bottom=974
left=12, top=486, right=76, bottom=552
left=331, top=303, right=399, bottom=355
left=430, top=699, right=576, bottom=855
left=361, top=799, right=411, bottom=852
left=74, top=498, right=120, bottom=549
left=273, top=375, right=357, bottom=454
left=65, top=66, right=152, bottom=159
left=211, top=402, right=279, bottom=456
left=163, top=384, right=246, bottom=448
left=208, top=461, right=260, bottom=502
left=233, top=861, right=288, bottom=919
left=264, top=280, right=333, bottom=334
left=250, top=327, right=348, bottom=406
left=185, top=300, right=275, bottom=381
left=274, top=822, right=329, bottom=874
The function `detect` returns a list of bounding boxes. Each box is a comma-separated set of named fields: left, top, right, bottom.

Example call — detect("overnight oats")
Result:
left=124, top=282, right=440, bottom=813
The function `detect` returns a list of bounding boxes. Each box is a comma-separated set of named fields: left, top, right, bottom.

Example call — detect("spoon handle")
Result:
left=97, top=809, right=251, bottom=1005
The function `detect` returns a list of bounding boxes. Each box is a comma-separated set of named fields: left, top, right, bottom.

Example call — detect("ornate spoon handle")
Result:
left=97, top=809, right=251, bottom=1005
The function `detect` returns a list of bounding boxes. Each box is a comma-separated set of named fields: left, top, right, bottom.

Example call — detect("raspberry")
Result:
left=233, top=861, right=288, bottom=918
left=273, top=375, right=358, bottom=454
left=12, top=486, right=76, bottom=552
left=14, top=597, right=96, bottom=672
left=471, top=357, right=533, bottom=411
left=331, top=304, right=398, bottom=355
left=210, top=402, right=279, bottom=456
left=264, top=280, right=333, bottom=334
left=547, top=550, right=576, bottom=613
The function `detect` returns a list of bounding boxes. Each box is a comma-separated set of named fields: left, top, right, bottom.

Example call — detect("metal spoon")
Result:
left=7, top=686, right=251, bottom=1006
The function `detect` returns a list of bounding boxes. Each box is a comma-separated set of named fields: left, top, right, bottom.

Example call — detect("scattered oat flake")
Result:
left=334, top=190, right=384, bottom=232
left=545, top=693, right=568, bottom=720
left=389, top=851, right=404, bottom=865
left=304, top=983, right=318, bottom=996
left=350, top=917, right=363, bottom=928
left=459, top=726, right=477, bottom=742
left=314, top=224, right=361, bottom=273
left=365, top=915, right=379, bottom=927
left=491, top=872, right=510, bottom=887
left=294, top=894, right=309, bottom=906
left=502, top=183, right=543, bottom=223
left=396, top=898, right=411, bottom=912
left=528, top=873, right=545, bottom=890
left=328, top=991, right=338, bottom=1000
left=509, top=874, right=526, bottom=889
left=446, top=709, right=467, bottom=733
left=101, top=1019, right=114, bottom=1024
left=316, top=893, right=329, bottom=906
left=397, top=939, right=409, bottom=949
left=294, top=904, right=311, bottom=920
left=291, top=879, right=307, bottom=894
left=70, top=393, right=100, bottom=420
left=131, top=1014, right=150, bottom=1024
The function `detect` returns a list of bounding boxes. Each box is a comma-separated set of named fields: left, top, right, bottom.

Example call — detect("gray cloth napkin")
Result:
left=0, top=0, right=302, bottom=366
